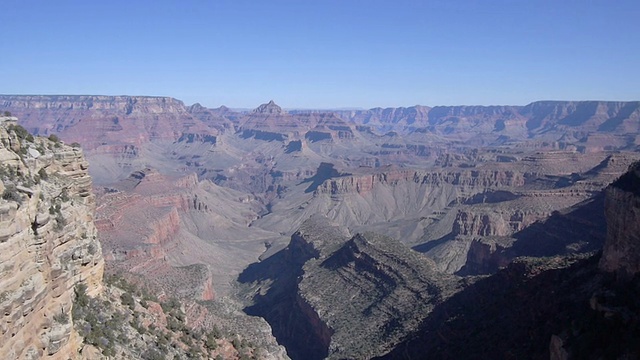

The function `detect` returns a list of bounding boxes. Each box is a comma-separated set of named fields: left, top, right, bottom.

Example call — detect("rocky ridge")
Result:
left=379, top=161, right=640, bottom=359
left=240, top=215, right=459, bottom=360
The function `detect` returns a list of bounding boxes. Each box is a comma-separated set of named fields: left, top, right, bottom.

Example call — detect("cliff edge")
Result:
left=0, top=116, right=104, bottom=359
left=599, top=161, right=640, bottom=279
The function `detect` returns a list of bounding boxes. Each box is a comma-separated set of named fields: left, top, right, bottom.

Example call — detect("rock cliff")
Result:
left=313, top=167, right=525, bottom=196
left=0, top=116, right=104, bottom=359
left=0, top=95, right=211, bottom=151
left=379, top=160, right=640, bottom=360
left=599, top=161, right=640, bottom=279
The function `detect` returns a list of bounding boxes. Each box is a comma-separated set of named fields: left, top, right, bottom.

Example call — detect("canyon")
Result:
left=1, top=95, right=639, bottom=359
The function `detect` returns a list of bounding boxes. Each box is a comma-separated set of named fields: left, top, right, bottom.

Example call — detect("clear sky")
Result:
left=1, top=0, right=639, bottom=109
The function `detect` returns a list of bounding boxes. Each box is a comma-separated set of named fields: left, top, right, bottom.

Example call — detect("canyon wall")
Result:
left=599, top=162, right=640, bottom=279
left=0, top=117, right=104, bottom=359
left=0, top=95, right=210, bottom=150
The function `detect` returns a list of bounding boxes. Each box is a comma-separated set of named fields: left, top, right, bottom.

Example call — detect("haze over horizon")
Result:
left=2, top=0, right=639, bottom=109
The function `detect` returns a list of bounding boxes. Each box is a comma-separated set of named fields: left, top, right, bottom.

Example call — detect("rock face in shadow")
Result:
left=456, top=192, right=608, bottom=275
left=239, top=215, right=350, bottom=360
left=0, top=117, right=104, bottom=359
left=599, top=162, right=640, bottom=279
left=378, top=254, right=604, bottom=360
left=239, top=215, right=459, bottom=360
left=378, top=161, right=640, bottom=360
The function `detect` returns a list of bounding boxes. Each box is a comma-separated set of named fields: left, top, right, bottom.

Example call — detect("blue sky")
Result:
left=1, top=0, right=639, bottom=108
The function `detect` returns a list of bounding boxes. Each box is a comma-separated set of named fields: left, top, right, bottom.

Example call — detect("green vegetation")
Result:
left=38, top=167, right=48, bottom=181
left=59, top=188, right=69, bottom=202
left=53, top=311, right=69, bottom=325
left=3, top=111, right=11, bottom=116
left=71, top=274, right=262, bottom=359
left=7, top=124, right=32, bottom=142
left=120, top=292, right=135, bottom=311
left=2, top=187, right=22, bottom=204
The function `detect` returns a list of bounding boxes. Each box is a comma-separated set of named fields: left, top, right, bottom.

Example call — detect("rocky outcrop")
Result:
left=0, top=118, right=104, bottom=359
left=380, top=161, right=640, bottom=360
left=240, top=216, right=458, bottom=360
left=177, top=132, right=217, bottom=145
left=599, top=162, right=640, bottom=279
left=449, top=193, right=609, bottom=276
left=314, top=168, right=526, bottom=196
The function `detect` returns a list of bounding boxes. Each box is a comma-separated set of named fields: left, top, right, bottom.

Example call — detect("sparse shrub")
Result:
left=60, top=188, right=69, bottom=202
left=161, top=297, right=181, bottom=313
left=74, top=283, right=89, bottom=307
left=71, top=142, right=81, bottom=148
left=167, top=316, right=184, bottom=332
left=187, top=345, right=202, bottom=359
left=205, top=333, right=218, bottom=350
left=48, top=134, right=60, bottom=143
left=210, top=325, right=222, bottom=339
left=8, top=124, right=30, bottom=141
left=3, top=111, right=11, bottom=116
left=38, top=168, right=48, bottom=181
left=120, top=292, right=135, bottom=311
left=180, top=332, right=193, bottom=346
left=55, top=213, right=66, bottom=230
left=142, top=348, right=164, bottom=360
left=53, top=311, right=69, bottom=324
left=172, top=308, right=186, bottom=322
left=2, top=188, right=22, bottom=203
left=131, top=319, right=146, bottom=335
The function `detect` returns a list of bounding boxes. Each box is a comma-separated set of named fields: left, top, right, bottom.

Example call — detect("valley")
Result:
left=1, top=95, right=640, bottom=359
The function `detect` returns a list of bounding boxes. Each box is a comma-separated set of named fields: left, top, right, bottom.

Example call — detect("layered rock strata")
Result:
left=0, top=117, right=104, bottom=359
left=379, top=160, right=640, bottom=360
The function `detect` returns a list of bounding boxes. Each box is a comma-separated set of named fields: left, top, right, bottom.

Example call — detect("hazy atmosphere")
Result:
left=2, top=0, right=639, bottom=108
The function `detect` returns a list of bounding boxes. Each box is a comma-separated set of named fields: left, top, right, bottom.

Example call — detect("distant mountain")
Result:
left=2, top=95, right=638, bottom=150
